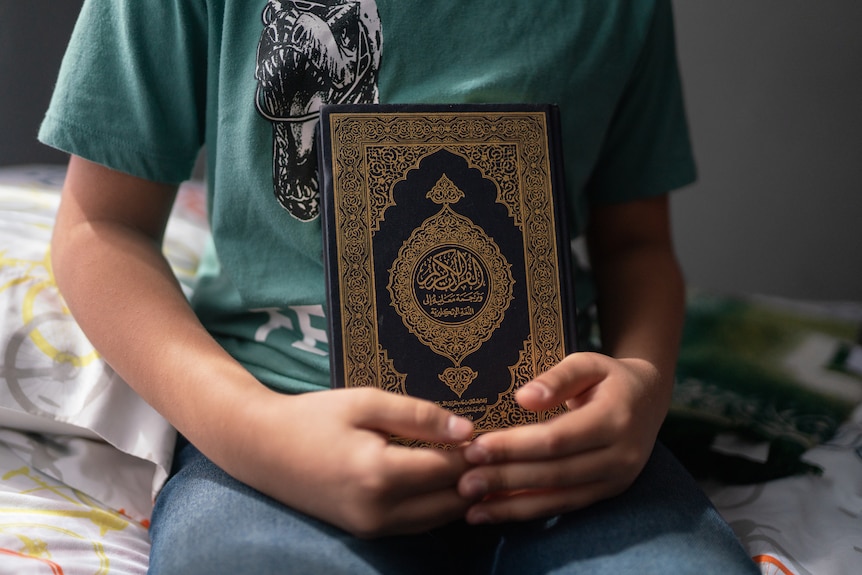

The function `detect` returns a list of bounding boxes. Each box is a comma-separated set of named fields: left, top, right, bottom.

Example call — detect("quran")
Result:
left=318, top=103, right=576, bottom=435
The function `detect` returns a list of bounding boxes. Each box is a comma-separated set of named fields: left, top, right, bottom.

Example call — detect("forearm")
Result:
left=592, top=241, right=685, bottom=384
left=586, top=195, right=685, bottom=408
left=51, top=157, right=269, bottom=464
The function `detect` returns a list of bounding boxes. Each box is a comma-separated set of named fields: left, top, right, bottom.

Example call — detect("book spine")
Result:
left=316, top=113, right=347, bottom=387
left=546, top=104, right=579, bottom=354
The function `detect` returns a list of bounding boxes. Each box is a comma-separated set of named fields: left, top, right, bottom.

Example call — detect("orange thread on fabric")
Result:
left=753, top=554, right=796, bottom=575
left=0, top=548, right=65, bottom=575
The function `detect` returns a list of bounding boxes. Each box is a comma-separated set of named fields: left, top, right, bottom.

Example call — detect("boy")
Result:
left=43, top=1, right=758, bottom=572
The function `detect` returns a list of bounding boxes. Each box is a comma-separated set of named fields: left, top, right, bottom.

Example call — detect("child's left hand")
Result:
left=456, top=351, right=671, bottom=524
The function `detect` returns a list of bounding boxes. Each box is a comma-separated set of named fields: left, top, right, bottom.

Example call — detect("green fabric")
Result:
left=661, top=291, right=862, bottom=482
left=39, top=0, right=695, bottom=394
left=39, top=0, right=207, bottom=184
left=377, top=0, right=695, bottom=230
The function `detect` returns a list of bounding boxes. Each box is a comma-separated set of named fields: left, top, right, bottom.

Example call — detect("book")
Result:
left=318, top=103, right=576, bottom=436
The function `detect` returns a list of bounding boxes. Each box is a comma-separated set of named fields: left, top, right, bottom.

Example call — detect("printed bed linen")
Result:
left=0, top=166, right=202, bottom=574
left=1, top=166, right=860, bottom=574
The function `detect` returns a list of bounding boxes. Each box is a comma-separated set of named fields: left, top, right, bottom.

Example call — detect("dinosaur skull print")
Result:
left=255, top=0, right=381, bottom=220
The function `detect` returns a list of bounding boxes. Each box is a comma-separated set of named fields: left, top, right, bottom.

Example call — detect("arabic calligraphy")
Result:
left=414, top=245, right=490, bottom=325
left=422, top=292, right=485, bottom=306
left=416, top=247, right=486, bottom=293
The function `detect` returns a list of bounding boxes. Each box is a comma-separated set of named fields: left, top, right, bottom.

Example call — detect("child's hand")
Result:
left=227, top=387, right=476, bottom=538
left=456, top=351, right=670, bottom=524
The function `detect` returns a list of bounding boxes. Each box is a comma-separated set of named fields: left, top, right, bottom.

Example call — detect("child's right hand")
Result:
left=215, top=386, right=477, bottom=538
left=51, top=156, right=476, bottom=539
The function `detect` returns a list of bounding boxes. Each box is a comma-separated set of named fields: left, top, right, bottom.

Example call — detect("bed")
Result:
left=1, top=165, right=860, bottom=574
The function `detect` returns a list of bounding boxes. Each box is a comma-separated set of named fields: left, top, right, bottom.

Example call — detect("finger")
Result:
left=516, top=352, right=610, bottom=411
left=354, top=488, right=473, bottom=538
left=463, top=406, right=612, bottom=465
left=379, top=444, right=472, bottom=497
left=458, top=446, right=611, bottom=500
left=464, top=482, right=617, bottom=525
left=387, top=489, right=474, bottom=535
left=350, top=388, right=474, bottom=444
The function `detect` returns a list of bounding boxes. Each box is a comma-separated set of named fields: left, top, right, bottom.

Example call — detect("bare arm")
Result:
left=587, top=194, right=685, bottom=391
left=52, top=158, right=256, bottom=446
left=457, top=195, right=685, bottom=523
left=52, top=156, right=476, bottom=537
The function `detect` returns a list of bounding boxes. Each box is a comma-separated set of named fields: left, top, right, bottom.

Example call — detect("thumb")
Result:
left=352, top=389, right=474, bottom=444
left=516, top=352, right=609, bottom=411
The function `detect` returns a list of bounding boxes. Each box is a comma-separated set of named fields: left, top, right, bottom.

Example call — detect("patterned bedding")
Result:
left=0, top=166, right=860, bottom=574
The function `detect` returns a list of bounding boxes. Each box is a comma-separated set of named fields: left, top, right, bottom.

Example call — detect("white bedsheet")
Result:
left=706, top=405, right=862, bottom=574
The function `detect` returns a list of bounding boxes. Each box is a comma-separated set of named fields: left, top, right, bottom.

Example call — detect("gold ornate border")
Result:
left=328, top=111, right=566, bottom=421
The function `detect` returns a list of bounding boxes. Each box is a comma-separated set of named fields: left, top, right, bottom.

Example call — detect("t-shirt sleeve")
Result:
left=585, top=0, right=696, bottom=205
left=38, top=0, right=208, bottom=185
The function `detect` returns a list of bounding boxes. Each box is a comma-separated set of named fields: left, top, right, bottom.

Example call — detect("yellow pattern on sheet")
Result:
left=0, top=245, right=101, bottom=368
left=0, top=461, right=148, bottom=574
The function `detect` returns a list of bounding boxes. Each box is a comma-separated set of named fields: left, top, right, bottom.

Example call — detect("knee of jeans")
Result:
left=147, top=472, right=268, bottom=572
left=147, top=481, right=374, bottom=574
left=147, top=512, right=235, bottom=574
left=148, top=516, right=300, bottom=575
left=148, top=526, right=381, bottom=575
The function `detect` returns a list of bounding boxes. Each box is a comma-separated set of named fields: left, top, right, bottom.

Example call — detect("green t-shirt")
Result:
left=40, top=0, right=695, bottom=394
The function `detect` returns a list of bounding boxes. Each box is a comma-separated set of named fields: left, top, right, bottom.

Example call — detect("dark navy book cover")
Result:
left=318, top=103, right=576, bottom=435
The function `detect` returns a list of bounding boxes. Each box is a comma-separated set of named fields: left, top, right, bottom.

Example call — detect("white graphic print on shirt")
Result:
left=254, top=0, right=381, bottom=221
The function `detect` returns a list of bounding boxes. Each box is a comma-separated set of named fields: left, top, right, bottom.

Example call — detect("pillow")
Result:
left=0, top=165, right=209, bottom=502
left=661, top=290, right=862, bottom=483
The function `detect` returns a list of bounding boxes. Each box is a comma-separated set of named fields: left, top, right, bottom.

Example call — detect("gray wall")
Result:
left=2, top=1, right=860, bottom=300
left=0, top=0, right=82, bottom=165
left=671, top=0, right=862, bottom=300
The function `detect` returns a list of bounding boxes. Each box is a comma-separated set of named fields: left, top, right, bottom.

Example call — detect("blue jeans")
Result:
left=148, top=438, right=759, bottom=574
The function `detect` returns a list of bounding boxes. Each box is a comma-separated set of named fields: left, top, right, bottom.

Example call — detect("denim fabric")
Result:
left=148, top=439, right=759, bottom=575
